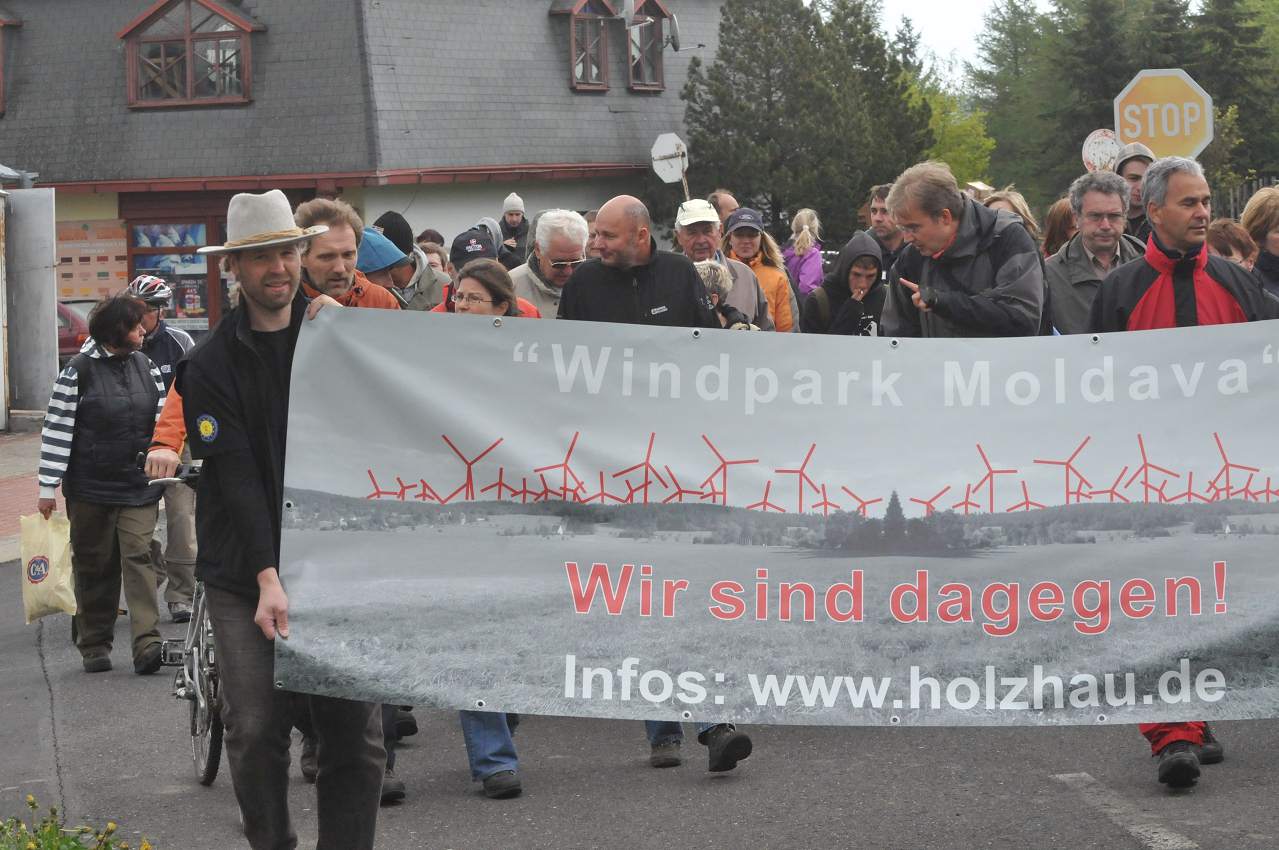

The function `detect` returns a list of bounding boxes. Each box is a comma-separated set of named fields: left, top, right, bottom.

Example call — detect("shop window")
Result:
left=118, top=0, right=263, bottom=108
left=128, top=222, right=218, bottom=333
left=628, top=0, right=668, bottom=91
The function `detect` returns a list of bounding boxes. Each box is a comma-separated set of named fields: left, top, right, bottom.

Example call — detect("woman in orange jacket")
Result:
left=722, top=208, right=798, bottom=332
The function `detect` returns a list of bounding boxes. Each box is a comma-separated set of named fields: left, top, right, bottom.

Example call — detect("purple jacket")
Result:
left=783, top=240, right=824, bottom=297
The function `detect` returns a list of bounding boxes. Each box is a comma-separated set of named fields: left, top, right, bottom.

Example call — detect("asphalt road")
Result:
left=3, top=560, right=1278, bottom=850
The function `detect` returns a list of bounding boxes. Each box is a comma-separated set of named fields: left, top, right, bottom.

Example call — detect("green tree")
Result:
left=682, top=0, right=932, bottom=242
left=1191, top=0, right=1279, bottom=171
left=923, top=85, right=996, bottom=185
left=883, top=491, right=906, bottom=543
left=1131, top=0, right=1193, bottom=71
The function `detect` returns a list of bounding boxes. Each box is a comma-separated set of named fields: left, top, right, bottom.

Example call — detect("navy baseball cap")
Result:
left=356, top=227, right=408, bottom=274
left=725, top=207, right=765, bottom=234
left=449, top=228, right=497, bottom=268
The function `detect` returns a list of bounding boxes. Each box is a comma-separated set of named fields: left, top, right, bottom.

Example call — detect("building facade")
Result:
left=0, top=0, right=721, bottom=331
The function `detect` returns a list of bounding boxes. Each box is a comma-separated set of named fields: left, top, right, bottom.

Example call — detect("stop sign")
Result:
left=1114, top=68, right=1214, bottom=158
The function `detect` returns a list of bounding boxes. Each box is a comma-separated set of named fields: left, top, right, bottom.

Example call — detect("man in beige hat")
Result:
left=178, top=189, right=385, bottom=850
left=674, top=198, right=774, bottom=330
left=1113, top=141, right=1155, bottom=244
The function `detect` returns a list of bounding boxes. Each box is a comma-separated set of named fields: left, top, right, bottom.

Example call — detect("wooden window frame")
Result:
left=570, top=12, right=610, bottom=92
left=627, top=1, right=666, bottom=92
left=121, top=0, right=260, bottom=109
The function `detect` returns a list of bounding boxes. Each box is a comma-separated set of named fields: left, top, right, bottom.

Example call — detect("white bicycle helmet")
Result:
left=127, top=274, right=173, bottom=306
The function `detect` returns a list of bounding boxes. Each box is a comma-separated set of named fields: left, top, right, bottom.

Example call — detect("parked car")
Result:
left=57, top=302, right=90, bottom=366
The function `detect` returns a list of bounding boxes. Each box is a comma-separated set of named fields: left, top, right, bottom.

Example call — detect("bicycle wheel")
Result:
left=189, top=590, right=223, bottom=786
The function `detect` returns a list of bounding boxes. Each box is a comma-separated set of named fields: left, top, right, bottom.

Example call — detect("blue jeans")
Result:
left=459, top=710, right=518, bottom=781
left=646, top=720, right=716, bottom=746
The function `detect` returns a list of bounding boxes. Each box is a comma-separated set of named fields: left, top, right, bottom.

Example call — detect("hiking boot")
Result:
left=300, top=736, right=318, bottom=783
left=1157, top=741, right=1201, bottom=788
left=482, top=770, right=522, bottom=799
left=380, top=768, right=406, bottom=805
left=169, top=602, right=193, bottom=624
left=82, top=654, right=112, bottom=674
left=702, top=724, right=752, bottom=773
left=506, top=712, right=520, bottom=734
left=393, top=707, right=418, bottom=738
left=649, top=740, right=683, bottom=768
left=1199, top=723, right=1224, bottom=765
left=133, top=642, right=163, bottom=675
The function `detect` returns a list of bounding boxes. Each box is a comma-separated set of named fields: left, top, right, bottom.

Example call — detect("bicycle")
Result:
left=149, top=461, right=222, bottom=786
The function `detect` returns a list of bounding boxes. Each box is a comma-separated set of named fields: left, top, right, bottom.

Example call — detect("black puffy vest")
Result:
left=63, top=352, right=163, bottom=506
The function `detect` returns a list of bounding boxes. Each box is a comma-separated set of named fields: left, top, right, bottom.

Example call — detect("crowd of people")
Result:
left=33, top=147, right=1279, bottom=848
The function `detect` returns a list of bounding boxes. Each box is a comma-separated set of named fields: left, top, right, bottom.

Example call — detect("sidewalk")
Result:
left=0, top=432, right=43, bottom=562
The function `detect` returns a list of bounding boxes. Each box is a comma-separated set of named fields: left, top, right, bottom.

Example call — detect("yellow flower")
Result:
left=141, top=840, right=154, bottom=850
left=106, top=821, right=118, bottom=833
left=24, top=794, right=35, bottom=809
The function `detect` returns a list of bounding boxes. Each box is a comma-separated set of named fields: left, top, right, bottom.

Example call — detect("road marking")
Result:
left=1052, top=772, right=1198, bottom=850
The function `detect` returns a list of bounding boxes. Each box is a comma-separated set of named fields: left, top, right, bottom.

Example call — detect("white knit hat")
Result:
left=503, top=193, right=525, bottom=215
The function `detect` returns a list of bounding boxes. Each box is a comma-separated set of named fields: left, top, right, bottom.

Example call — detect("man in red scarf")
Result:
left=1090, top=157, right=1278, bottom=788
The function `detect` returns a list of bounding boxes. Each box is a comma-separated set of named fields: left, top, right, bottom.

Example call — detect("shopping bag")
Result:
left=20, top=512, right=77, bottom=624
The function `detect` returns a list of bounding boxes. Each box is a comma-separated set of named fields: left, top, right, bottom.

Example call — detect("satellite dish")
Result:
left=651, top=132, right=689, bottom=192
left=668, top=13, right=681, bottom=51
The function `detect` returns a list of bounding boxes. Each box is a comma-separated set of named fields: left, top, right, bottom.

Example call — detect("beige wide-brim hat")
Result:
left=198, top=189, right=328, bottom=255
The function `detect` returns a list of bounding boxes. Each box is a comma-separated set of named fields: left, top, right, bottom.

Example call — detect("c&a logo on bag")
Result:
left=26, top=556, right=50, bottom=584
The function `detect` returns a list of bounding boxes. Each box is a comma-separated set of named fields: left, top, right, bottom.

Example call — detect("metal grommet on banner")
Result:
left=1090, top=334, right=1101, bottom=344
left=1096, top=713, right=1107, bottom=723
left=492, top=318, right=503, bottom=328
left=889, top=715, right=901, bottom=725
left=681, top=710, right=692, bottom=720
left=274, top=680, right=284, bottom=689
left=283, top=500, right=294, bottom=509
left=474, top=699, right=486, bottom=709
left=889, top=338, right=900, bottom=349
left=691, top=329, right=702, bottom=339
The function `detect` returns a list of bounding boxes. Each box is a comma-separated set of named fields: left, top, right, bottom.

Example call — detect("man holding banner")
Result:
left=1089, top=157, right=1277, bottom=787
left=178, top=190, right=385, bottom=848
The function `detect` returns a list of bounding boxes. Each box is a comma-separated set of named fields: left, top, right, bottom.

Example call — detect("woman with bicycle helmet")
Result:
left=127, top=275, right=200, bottom=623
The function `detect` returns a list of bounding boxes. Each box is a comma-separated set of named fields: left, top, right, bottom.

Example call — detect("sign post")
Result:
left=1113, top=69, right=1214, bottom=158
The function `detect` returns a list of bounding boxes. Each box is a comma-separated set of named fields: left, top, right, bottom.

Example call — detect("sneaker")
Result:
left=380, top=768, right=406, bottom=805
left=300, top=736, right=318, bottom=783
left=1199, top=723, right=1224, bottom=765
left=393, top=707, right=418, bottom=738
left=1157, top=741, right=1201, bottom=788
left=703, top=724, right=752, bottom=773
left=133, top=642, right=163, bottom=675
left=169, top=602, right=193, bottom=624
left=649, top=740, right=683, bottom=768
left=82, top=654, right=112, bottom=674
left=482, top=770, right=522, bottom=799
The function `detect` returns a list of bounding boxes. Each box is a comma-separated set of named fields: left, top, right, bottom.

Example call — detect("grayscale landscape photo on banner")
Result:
left=275, top=309, right=1279, bottom=727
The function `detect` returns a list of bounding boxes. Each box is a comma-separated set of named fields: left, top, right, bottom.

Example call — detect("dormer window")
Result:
left=628, top=0, right=668, bottom=91
left=118, top=0, right=263, bottom=108
left=551, top=0, right=616, bottom=92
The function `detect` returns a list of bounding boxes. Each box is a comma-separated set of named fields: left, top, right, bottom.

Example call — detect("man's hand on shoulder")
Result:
left=306, top=294, right=342, bottom=320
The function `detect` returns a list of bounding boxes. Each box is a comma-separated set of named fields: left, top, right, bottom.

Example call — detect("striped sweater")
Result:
left=38, top=341, right=165, bottom=499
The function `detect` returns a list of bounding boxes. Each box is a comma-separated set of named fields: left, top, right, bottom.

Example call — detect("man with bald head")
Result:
left=557, top=195, right=719, bottom=327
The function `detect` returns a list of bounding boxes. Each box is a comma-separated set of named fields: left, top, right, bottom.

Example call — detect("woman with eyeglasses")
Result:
left=449, top=259, right=529, bottom=317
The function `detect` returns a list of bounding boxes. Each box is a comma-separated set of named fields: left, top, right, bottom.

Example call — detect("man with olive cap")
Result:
left=1114, top=142, right=1155, bottom=245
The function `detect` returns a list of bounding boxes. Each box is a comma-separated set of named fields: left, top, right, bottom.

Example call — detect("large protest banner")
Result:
left=276, top=309, right=1279, bottom=727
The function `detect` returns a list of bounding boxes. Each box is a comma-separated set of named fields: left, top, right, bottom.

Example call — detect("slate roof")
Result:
left=0, top=0, right=722, bottom=185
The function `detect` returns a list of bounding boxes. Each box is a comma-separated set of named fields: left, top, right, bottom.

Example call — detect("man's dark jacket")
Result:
left=881, top=197, right=1044, bottom=338
left=176, top=293, right=306, bottom=599
left=1088, top=234, right=1279, bottom=332
left=557, top=239, right=720, bottom=328
left=802, top=231, right=884, bottom=336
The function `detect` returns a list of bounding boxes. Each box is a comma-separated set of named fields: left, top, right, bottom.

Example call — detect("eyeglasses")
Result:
left=1083, top=212, right=1125, bottom=224
left=451, top=292, right=493, bottom=305
left=548, top=257, right=587, bottom=270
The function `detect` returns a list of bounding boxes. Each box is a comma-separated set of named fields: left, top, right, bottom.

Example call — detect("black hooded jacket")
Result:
left=801, top=231, right=884, bottom=335
left=500, top=217, right=531, bottom=269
